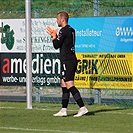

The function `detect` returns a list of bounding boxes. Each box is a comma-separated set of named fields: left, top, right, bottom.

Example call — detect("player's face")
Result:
left=56, top=14, right=63, bottom=27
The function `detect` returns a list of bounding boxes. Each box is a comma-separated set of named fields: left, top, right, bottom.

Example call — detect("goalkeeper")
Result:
left=46, top=11, right=88, bottom=117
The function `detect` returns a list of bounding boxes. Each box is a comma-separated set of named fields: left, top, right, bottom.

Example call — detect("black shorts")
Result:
left=61, top=60, right=77, bottom=82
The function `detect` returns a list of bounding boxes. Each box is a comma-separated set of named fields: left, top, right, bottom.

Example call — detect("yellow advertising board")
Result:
left=75, top=53, right=133, bottom=89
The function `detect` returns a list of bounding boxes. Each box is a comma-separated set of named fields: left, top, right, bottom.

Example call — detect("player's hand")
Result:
left=46, top=26, right=57, bottom=40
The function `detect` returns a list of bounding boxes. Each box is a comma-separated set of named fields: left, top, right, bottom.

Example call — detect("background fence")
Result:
left=0, top=0, right=133, bottom=19
left=0, top=0, right=133, bottom=108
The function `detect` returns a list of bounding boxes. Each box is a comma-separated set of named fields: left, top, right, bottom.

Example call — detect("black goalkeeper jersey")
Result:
left=53, top=25, right=77, bottom=63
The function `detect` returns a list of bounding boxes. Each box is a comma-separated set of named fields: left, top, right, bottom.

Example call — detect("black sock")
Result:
left=69, top=86, right=84, bottom=108
left=62, top=87, right=70, bottom=108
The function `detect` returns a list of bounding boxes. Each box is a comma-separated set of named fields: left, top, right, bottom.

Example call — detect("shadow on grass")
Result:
left=85, top=107, right=129, bottom=116
left=69, top=107, right=129, bottom=117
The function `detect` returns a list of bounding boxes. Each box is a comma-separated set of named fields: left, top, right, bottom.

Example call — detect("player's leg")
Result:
left=61, top=79, right=70, bottom=109
left=53, top=64, right=70, bottom=117
left=65, top=81, right=88, bottom=117
left=53, top=80, right=70, bottom=116
left=64, top=61, right=88, bottom=117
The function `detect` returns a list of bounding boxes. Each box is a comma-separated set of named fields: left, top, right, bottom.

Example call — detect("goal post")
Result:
left=25, top=0, right=32, bottom=109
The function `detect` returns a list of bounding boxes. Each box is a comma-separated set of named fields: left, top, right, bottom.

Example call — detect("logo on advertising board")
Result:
left=0, top=19, right=59, bottom=53
left=0, top=22, right=15, bottom=50
left=115, top=18, right=133, bottom=51
left=69, top=17, right=133, bottom=52
left=75, top=53, right=133, bottom=89
left=0, top=53, right=61, bottom=86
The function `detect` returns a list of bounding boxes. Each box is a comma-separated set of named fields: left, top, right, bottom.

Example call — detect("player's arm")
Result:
left=46, top=26, right=65, bottom=49
left=52, top=30, right=65, bottom=49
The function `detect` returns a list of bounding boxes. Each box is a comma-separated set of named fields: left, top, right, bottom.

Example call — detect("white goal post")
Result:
left=25, top=0, right=32, bottom=109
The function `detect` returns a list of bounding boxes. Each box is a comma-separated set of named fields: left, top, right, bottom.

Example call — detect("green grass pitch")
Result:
left=0, top=102, right=133, bottom=133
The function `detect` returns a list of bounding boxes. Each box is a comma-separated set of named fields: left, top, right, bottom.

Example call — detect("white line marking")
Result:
left=101, top=111, right=133, bottom=115
left=0, top=107, right=16, bottom=109
left=0, top=106, right=78, bottom=111
left=127, top=113, right=133, bottom=115
left=0, top=127, right=88, bottom=133
left=0, top=106, right=133, bottom=116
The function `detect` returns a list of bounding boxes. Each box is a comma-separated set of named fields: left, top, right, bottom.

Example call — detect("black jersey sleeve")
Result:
left=52, top=29, right=65, bottom=49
